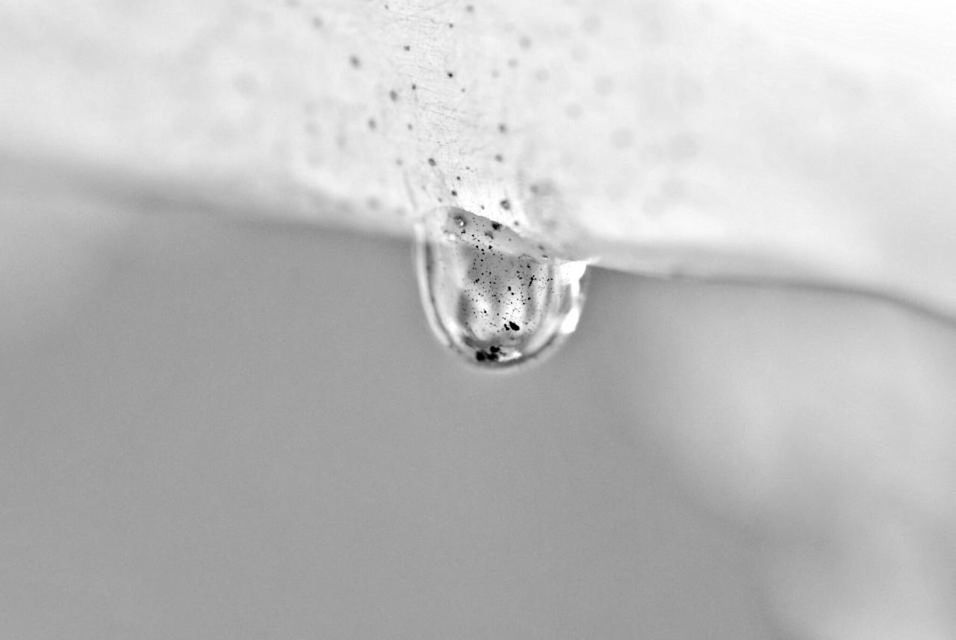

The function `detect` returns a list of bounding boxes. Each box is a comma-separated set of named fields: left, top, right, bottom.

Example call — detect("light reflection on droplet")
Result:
left=415, top=207, right=589, bottom=370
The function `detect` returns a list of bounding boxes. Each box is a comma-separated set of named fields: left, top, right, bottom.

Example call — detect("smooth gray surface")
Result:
left=0, top=214, right=772, bottom=639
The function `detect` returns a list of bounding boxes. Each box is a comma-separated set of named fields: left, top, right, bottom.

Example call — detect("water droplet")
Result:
left=415, top=207, right=589, bottom=370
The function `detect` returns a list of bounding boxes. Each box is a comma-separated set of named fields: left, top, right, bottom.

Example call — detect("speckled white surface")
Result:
left=2, top=1, right=956, bottom=316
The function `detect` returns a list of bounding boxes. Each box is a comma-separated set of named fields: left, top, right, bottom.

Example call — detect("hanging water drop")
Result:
left=415, top=207, right=589, bottom=370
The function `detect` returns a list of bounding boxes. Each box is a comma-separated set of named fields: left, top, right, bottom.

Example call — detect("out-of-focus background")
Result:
left=1, top=203, right=954, bottom=639
left=0, top=208, right=772, bottom=639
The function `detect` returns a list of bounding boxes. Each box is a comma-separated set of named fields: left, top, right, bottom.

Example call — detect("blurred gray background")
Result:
left=1, top=209, right=954, bottom=639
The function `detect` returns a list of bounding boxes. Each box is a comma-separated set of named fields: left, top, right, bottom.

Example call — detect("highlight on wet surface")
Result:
left=415, top=207, right=589, bottom=370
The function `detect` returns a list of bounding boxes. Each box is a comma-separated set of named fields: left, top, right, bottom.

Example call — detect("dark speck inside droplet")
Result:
left=415, top=207, right=589, bottom=370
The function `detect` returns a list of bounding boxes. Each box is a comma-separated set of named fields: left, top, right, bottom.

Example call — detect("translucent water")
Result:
left=415, top=207, right=589, bottom=370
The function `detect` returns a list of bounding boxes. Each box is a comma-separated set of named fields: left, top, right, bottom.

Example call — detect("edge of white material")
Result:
left=1, top=0, right=954, bottom=319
